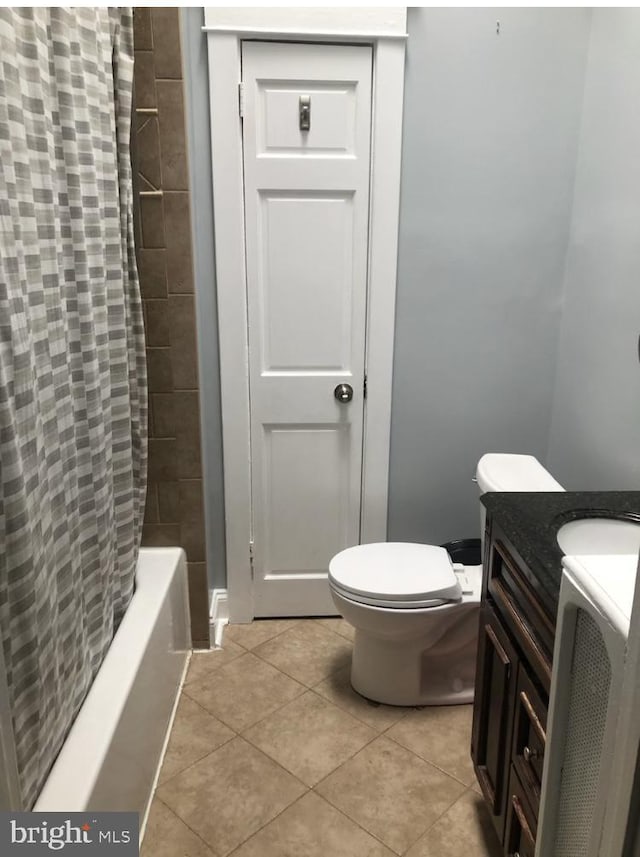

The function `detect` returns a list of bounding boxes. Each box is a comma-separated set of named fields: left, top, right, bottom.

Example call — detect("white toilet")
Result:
left=328, top=453, right=564, bottom=706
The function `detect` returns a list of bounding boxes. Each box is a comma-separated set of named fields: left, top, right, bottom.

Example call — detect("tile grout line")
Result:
left=308, top=732, right=470, bottom=855
left=247, top=626, right=353, bottom=689
left=223, top=789, right=312, bottom=857
left=222, top=619, right=302, bottom=652
left=312, top=789, right=402, bottom=856
left=309, top=616, right=356, bottom=643
left=151, top=794, right=222, bottom=857
left=181, top=646, right=244, bottom=689
left=155, top=727, right=237, bottom=790
left=306, top=685, right=404, bottom=737
left=150, top=621, right=484, bottom=857
left=184, top=652, right=309, bottom=735
left=155, top=694, right=239, bottom=787
left=156, top=734, right=311, bottom=853
left=309, top=782, right=403, bottom=856
left=231, top=680, right=308, bottom=736
left=310, top=673, right=413, bottom=732
left=161, top=717, right=312, bottom=798
left=383, top=730, right=476, bottom=792
left=240, top=688, right=380, bottom=789
left=400, top=785, right=478, bottom=855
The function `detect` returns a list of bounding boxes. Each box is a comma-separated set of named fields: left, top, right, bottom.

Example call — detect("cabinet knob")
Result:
left=523, top=745, right=540, bottom=763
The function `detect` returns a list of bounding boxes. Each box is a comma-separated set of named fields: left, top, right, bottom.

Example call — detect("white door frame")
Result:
left=204, top=8, right=407, bottom=622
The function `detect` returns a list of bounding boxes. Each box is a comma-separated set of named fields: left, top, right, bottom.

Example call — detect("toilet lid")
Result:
left=328, top=543, right=461, bottom=607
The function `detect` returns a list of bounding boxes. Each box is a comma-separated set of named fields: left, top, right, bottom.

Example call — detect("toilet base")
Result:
left=348, top=608, right=479, bottom=706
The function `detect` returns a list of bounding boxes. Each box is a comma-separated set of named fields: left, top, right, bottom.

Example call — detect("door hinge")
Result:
left=363, top=374, right=368, bottom=399
left=249, top=539, right=254, bottom=579
left=238, top=82, right=244, bottom=118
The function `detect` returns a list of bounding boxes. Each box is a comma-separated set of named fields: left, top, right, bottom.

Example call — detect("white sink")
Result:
left=557, top=517, right=640, bottom=556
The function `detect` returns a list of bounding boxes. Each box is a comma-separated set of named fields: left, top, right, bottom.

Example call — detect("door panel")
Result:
left=258, top=82, right=358, bottom=155
left=261, top=424, right=352, bottom=574
left=258, top=192, right=355, bottom=372
left=242, top=41, right=372, bottom=616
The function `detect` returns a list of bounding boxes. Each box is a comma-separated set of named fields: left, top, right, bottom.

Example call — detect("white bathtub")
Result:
left=34, top=547, right=191, bottom=833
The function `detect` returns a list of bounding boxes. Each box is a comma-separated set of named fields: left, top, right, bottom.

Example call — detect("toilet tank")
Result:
left=475, top=454, right=565, bottom=551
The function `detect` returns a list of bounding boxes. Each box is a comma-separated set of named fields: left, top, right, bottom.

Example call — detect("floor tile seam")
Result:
left=310, top=735, right=468, bottom=855
left=377, top=707, right=412, bottom=732
left=310, top=684, right=384, bottom=732
left=309, top=788, right=400, bottom=855
left=239, top=724, right=378, bottom=789
left=308, top=661, right=354, bottom=690
left=250, top=619, right=352, bottom=662
left=272, top=690, right=380, bottom=788
left=383, top=732, right=474, bottom=790
left=310, top=730, right=389, bottom=794
left=181, top=653, right=308, bottom=731
left=227, top=679, right=308, bottom=735
left=181, top=685, right=245, bottom=731
left=311, top=617, right=355, bottom=642
left=402, top=784, right=476, bottom=854
left=238, top=688, right=379, bottom=789
left=311, top=674, right=415, bottom=732
left=156, top=737, right=310, bottom=850
left=223, top=789, right=311, bottom=857
left=223, top=620, right=302, bottom=652
left=377, top=778, right=471, bottom=857
left=312, top=774, right=455, bottom=857
left=231, top=733, right=312, bottom=793
left=152, top=794, right=223, bottom=857
left=306, top=686, right=384, bottom=736
left=248, top=645, right=326, bottom=689
left=156, top=731, right=237, bottom=789
left=180, top=687, right=240, bottom=724
left=308, top=786, right=403, bottom=856
left=183, top=652, right=244, bottom=687
left=237, top=684, right=327, bottom=741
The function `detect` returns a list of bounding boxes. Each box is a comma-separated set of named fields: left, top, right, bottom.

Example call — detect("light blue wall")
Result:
left=183, top=8, right=636, bottom=588
left=547, top=9, right=640, bottom=490
left=387, top=8, right=591, bottom=545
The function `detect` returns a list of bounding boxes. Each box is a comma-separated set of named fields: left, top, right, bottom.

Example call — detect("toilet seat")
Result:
left=328, top=543, right=462, bottom=610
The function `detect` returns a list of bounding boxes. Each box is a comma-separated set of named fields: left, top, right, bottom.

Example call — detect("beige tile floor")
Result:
left=142, top=619, right=502, bottom=857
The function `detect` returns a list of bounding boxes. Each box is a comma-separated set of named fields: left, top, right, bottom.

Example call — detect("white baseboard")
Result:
left=209, top=588, right=229, bottom=647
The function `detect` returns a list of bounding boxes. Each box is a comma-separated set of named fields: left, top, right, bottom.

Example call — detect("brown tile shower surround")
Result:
left=132, top=8, right=210, bottom=647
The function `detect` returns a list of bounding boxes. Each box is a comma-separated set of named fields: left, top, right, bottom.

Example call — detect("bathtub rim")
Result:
left=33, top=546, right=191, bottom=838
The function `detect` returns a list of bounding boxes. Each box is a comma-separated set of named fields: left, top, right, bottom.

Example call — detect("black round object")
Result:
left=440, top=538, right=482, bottom=566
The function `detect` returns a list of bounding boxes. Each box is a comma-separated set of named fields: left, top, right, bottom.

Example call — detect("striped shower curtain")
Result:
left=0, top=8, right=146, bottom=808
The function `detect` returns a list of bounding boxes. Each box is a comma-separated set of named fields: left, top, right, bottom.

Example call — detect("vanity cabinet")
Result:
left=471, top=604, right=518, bottom=838
left=471, top=520, right=552, bottom=853
left=504, top=764, right=537, bottom=857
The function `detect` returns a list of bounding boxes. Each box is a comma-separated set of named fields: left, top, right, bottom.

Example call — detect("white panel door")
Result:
left=242, top=41, right=372, bottom=616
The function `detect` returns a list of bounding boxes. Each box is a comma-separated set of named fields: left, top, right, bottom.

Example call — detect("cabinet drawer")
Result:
left=511, top=665, right=547, bottom=819
left=504, top=765, right=537, bottom=857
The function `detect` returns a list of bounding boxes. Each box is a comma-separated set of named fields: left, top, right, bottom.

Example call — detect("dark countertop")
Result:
left=481, top=491, right=640, bottom=618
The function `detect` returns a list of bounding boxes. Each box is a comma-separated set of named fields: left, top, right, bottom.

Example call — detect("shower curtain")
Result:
left=0, top=8, right=146, bottom=809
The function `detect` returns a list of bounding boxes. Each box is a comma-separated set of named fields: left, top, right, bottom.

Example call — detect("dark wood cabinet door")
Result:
left=511, top=664, right=547, bottom=820
left=471, top=603, right=519, bottom=842
left=504, top=765, right=537, bottom=857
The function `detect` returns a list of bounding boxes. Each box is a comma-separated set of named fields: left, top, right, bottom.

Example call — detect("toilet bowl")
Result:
left=328, top=453, right=564, bottom=706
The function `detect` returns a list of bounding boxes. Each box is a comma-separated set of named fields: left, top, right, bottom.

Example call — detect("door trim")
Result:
left=205, top=10, right=407, bottom=622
